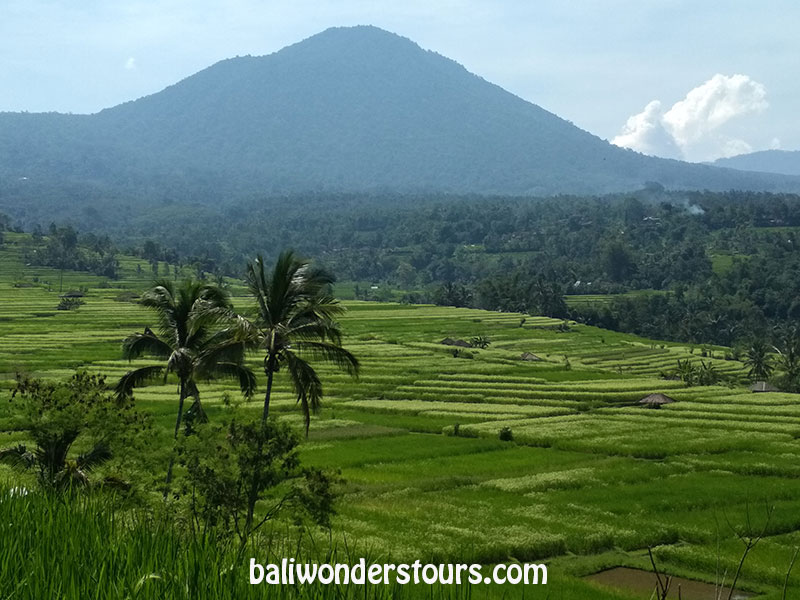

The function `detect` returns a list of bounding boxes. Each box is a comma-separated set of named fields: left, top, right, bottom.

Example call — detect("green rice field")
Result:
left=2, top=231, right=800, bottom=599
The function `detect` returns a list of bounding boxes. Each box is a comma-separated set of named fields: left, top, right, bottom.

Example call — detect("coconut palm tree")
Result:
left=774, top=327, right=800, bottom=391
left=242, top=252, right=359, bottom=434
left=115, top=279, right=256, bottom=483
left=744, top=339, right=774, bottom=382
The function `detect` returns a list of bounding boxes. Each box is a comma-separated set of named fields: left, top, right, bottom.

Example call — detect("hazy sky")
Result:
left=2, top=1, right=798, bottom=162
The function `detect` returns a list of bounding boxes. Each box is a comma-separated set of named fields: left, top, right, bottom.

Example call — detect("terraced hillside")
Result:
left=2, top=232, right=800, bottom=598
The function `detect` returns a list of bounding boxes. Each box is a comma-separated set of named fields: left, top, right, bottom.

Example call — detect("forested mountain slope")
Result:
left=1, top=25, right=799, bottom=216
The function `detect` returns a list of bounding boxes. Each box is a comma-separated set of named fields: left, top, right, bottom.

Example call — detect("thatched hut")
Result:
left=440, top=338, right=470, bottom=348
left=638, top=393, right=676, bottom=409
left=520, top=352, right=541, bottom=362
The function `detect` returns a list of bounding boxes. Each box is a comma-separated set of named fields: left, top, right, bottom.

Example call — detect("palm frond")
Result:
left=0, top=445, right=35, bottom=471
left=140, top=282, right=179, bottom=339
left=272, top=251, right=302, bottom=320
left=196, top=284, right=231, bottom=310
left=246, top=256, right=271, bottom=325
left=286, top=319, right=343, bottom=346
left=285, top=352, right=323, bottom=435
left=76, top=443, right=112, bottom=471
left=211, top=362, right=258, bottom=399
left=121, top=331, right=173, bottom=361
left=188, top=305, right=237, bottom=335
left=114, top=365, right=165, bottom=400
left=196, top=339, right=249, bottom=375
left=292, top=340, right=360, bottom=377
left=185, top=397, right=208, bottom=426
left=185, top=378, right=200, bottom=399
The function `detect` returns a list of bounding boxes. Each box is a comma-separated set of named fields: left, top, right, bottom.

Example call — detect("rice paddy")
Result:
left=2, top=231, right=800, bottom=598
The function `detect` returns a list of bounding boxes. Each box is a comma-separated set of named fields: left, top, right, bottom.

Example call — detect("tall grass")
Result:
left=0, top=490, right=484, bottom=600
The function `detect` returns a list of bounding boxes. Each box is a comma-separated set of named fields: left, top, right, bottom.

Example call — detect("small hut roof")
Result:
left=638, top=393, right=676, bottom=406
left=521, top=352, right=541, bottom=361
left=750, top=381, right=778, bottom=393
left=440, top=338, right=471, bottom=348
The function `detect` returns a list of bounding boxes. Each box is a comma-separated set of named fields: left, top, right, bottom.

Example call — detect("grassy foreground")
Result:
left=1, top=232, right=800, bottom=598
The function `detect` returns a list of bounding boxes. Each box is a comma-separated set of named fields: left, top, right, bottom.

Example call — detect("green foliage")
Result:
left=56, top=296, right=84, bottom=310
left=469, top=335, right=490, bottom=349
left=178, top=413, right=337, bottom=546
left=24, top=224, right=119, bottom=279
left=745, top=340, right=774, bottom=382
left=498, top=426, right=513, bottom=442
left=6, top=239, right=800, bottom=597
left=242, top=251, right=359, bottom=433
left=116, top=278, right=255, bottom=431
left=672, top=359, right=726, bottom=387
left=0, top=373, right=147, bottom=490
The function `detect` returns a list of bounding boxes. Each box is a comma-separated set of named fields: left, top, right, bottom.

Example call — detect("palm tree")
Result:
left=115, top=279, right=256, bottom=483
left=242, top=252, right=359, bottom=434
left=774, top=328, right=800, bottom=391
left=0, top=442, right=112, bottom=491
left=744, top=339, right=774, bottom=382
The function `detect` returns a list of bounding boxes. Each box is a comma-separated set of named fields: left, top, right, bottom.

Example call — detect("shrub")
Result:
left=469, top=336, right=491, bottom=349
left=0, top=373, right=148, bottom=491
left=57, top=297, right=84, bottom=311
left=499, top=426, right=514, bottom=442
left=177, top=412, right=339, bottom=547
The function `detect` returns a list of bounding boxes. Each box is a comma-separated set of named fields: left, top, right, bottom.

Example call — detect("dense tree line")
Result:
left=23, top=223, right=120, bottom=279
left=9, top=189, right=800, bottom=348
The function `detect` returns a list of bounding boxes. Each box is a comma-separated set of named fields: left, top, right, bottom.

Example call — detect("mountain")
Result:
left=713, top=150, right=800, bottom=177
left=1, top=25, right=800, bottom=213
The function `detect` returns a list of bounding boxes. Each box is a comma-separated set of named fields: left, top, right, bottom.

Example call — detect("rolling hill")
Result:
left=1, top=25, right=799, bottom=215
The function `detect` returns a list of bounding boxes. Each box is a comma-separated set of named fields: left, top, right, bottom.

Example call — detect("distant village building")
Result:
left=750, top=381, right=778, bottom=393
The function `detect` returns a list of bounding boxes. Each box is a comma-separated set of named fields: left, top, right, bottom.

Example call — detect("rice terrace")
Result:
left=2, top=224, right=800, bottom=599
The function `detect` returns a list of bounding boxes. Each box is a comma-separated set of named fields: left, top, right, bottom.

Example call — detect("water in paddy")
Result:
left=586, top=567, right=755, bottom=599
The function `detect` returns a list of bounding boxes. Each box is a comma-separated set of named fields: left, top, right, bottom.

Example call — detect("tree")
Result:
left=178, top=409, right=337, bottom=549
left=601, top=241, right=636, bottom=283
left=115, top=279, right=256, bottom=485
left=242, top=252, right=359, bottom=434
left=0, top=373, right=146, bottom=491
left=744, top=339, right=774, bottom=381
left=774, top=328, right=800, bottom=391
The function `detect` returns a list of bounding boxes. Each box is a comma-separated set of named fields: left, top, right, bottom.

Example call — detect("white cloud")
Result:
left=124, top=57, right=136, bottom=70
left=611, top=100, right=681, bottom=159
left=719, top=138, right=753, bottom=158
left=612, top=74, right=769, bottom=162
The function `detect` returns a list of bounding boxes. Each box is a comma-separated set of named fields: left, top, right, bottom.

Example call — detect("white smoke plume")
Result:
left=612, top=74, right=767, bottom=162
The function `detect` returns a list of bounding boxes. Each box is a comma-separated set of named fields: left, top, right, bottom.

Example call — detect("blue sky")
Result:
left=2, top=1, right=797, bottom=161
